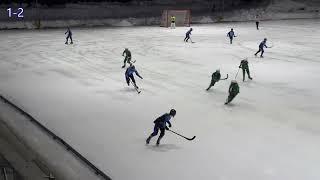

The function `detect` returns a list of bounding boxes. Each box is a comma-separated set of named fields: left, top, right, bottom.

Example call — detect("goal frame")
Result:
left=160, top=9, right=191, bottom=27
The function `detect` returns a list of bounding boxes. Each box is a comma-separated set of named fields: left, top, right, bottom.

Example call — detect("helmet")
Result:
left=169, top=109, right=176, bottom=117
left=231, top=28, right=233, bottom=31
left=231, top=80, right=237, bottom=83
left=125, top=48, right=128, bottom=50
left=216, top=69, right=220, bottom=72
left=264, top=38, right=267, bottom=41
left=190, top=28, right=193, bottom=30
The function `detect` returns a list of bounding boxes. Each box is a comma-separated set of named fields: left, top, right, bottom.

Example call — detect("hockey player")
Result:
left=146, top=109, right=176, bottom=146
left=170, top=15, right=176, bottom=29
left=255, top=15, right=260, bottom=30
left=254, top=38, right=268, bottom=58
left=184, top=28, right=193, bottom=42
left=239, top=59, right=253, bottom=81
left=206, top=69, right=221, bottom=91
left=227, top=28, right=236, bottom=44
left=225, top=80, right=239, bottom=105
left=125, top=63, right=143, bottom=89
left=65, top=27, right=73, bottom=44
left=122, top=48, right=132, bottom=68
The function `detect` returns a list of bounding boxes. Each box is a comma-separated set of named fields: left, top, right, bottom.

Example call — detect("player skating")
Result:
left=146, top=109, right=176, bottom=146
left=254, top=38, right=269, bottom=58
left=125, top=64, right=143, bottom=92
left=227, top=28, right=236, bottom=44
left=65, top=27, right=73, bottom=44
left=122, top=48, right=132, bottom=68
left=239, top=59, right=253, bottom=81
left=170, top=15, right=176, bottom=29
left=225, top=80, right=240, bottom=105
left=184, top=28, right=193, bottom=42
left=255, top=14, right=260, bottom=30
left=206, top=69, right=228, bottom=91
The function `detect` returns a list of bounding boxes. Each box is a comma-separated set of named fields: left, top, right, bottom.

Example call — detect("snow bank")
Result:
left=268, top=0, right=307, bottom=12
left=1, top=20, right=320, bottom=180
left=0, top=97, right=110, bottom=180
left=0, top=17, right=161, bottom=29
left=0, top=0, right=319, bottom=29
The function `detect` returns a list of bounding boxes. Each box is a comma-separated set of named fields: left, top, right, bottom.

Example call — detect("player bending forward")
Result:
left=125, top=64, right=143, bottom=89
left=225, top=80, right=240, bottom=105
left=239, top=59, right=253, bottom=81
left=184, top=28, right=193, bottom=42
left=146, top=109, right=176, bottom=146
left=206, top=69, right=221, bottom=91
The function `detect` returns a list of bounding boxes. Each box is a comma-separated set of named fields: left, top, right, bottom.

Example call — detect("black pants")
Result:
left=242, top=68, right=252, bottom=81
left=122, top=56, right=131, bottom=67
left=256, top=21, right=259, bottom=30
left=148, top=124, right=165, bottom=144
left=206, top=81, right=216, bottom=91
left=184, top=34, right=190, bottom=42
left=65, top=34, right=73, bottom=44
left=229, top=37, right=233, bottom=44
left=226, top=93, right=238, bottom=104
left=126, top=74, right=136, bottom=86
left=255, top=48, right=264, bottom=57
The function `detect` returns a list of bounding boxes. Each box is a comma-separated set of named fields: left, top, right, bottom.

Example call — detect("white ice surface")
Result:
left=1, top=19, right=320, bottom=180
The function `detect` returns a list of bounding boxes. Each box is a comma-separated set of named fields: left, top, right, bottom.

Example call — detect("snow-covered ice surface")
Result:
left=1, top=19, right=320, bottom=180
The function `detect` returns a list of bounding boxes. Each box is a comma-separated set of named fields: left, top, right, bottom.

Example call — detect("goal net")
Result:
left=160, top=10, right=191, bottom=27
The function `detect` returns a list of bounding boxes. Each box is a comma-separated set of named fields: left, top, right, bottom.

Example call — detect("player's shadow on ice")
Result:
left=119, top=87, right=138, bottom=93
left=205, top=89, right=226, bottom=95
left=146, top=144, right=181, bottom=152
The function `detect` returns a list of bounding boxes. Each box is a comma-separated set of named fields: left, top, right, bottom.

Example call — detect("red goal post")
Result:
left=160, top=10, right=191, bottom=27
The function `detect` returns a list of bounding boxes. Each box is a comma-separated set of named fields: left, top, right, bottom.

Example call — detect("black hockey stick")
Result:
left=131, top=81, right=141, bottom=94
left=220, top=74, right=229, bottom=80
left=168, top=129, right=196, bottom=141
left=189, top=37, right=195, bottom=43
left=235, top=68, right=240, bottom=79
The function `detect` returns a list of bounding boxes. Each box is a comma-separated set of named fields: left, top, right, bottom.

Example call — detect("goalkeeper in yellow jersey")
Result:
left=170, top=15, right=176, bottom=29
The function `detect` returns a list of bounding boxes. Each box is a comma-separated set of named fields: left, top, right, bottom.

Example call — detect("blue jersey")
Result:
left=153, top=113, right=172, bottom=128
left=228, top=31, right=235, bottom=38
left=125, top=66, right=142, bottom=78
left=186, top=29, right=192, bottom=35
left=259, top=40, right=267, bottom=49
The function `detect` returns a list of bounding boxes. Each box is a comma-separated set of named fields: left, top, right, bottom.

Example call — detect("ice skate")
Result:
left=146, top=136, right=152, bottom=144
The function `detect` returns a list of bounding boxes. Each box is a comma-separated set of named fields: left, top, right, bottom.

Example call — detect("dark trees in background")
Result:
left=2, top=0, right=269, bottom=6
left=1, top=0, right=133, bottom=6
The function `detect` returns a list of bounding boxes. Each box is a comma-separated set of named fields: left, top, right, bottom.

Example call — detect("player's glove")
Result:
left=165, top=126, right=169, bottom=130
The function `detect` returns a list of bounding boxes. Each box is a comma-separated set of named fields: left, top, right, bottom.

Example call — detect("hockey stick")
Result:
left=220, top=74, right=229, bottom=80
left=168, top=129, right=196, bottom=141
left=189, top=37, right=195, bottom=43
left=235, top=68, right=240, bottom=79
left=131, top=81, right=141, bottom=94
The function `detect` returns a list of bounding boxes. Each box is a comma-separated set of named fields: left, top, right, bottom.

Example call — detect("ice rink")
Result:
left=1, top=19, right=320, bottom=180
